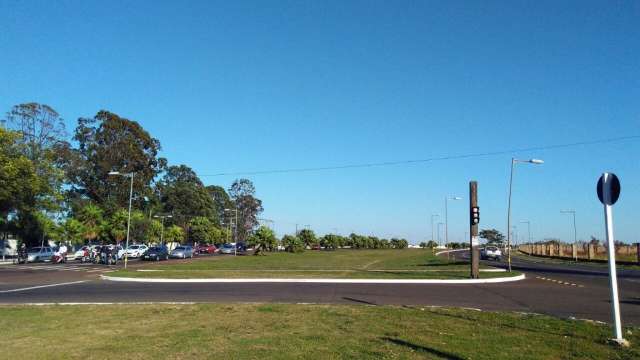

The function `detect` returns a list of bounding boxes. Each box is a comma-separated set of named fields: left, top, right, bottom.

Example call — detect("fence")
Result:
left=518, top=242, right=640, bottom=264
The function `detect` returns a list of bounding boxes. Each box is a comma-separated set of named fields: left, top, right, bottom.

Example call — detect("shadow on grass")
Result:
left=382, top=337, right=465, bottom=360
left=342, top=297, right=377, bottom=306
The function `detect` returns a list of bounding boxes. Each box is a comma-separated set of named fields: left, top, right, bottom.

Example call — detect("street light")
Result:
left=224, top=208, right=238, bottom=256
left=560, top=210, right=577, bottom=260
left=445, top=196, right=462, bottom=248
left=520, top=220, right=531, bottom=244
left=153, top=214, right=173, bottom=245
left=506, top=158, right=543, bottom=272
left=108, top=171, right=134, bottom=269
left=437, top=222, right=444, bottom=247
left=430, top=214, right=439, bottom=245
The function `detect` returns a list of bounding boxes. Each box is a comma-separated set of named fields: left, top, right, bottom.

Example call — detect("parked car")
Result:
left=74, top=246, right=91, bottom=262
left=125, top=244, right=149, bottom=258
left=27, top=247, right=54, bottom=263
left=141, top=246, right=169, bottom=261
left=197, top=243, right=217, bottom=254
left=481, top=246, right=502, bottom=261
left=170, top=246, right=194, bottom=259
left=219, top=243, right=236, bottom=254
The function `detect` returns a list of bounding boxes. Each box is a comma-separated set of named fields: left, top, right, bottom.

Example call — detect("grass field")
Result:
left=111, top=249, right=518, bottom=279
left=1, top=304, right=637, bottom=359
left=515, top=252, right=640, bottom=271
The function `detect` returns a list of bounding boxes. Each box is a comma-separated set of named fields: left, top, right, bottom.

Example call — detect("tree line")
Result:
left=1, top=103, right=262, bottom=247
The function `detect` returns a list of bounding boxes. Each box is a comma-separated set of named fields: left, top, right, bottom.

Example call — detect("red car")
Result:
left=197, top=244, right=218, bottom=254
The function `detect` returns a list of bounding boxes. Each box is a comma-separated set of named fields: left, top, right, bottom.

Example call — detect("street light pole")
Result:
left=437, top=222, right=444, bottom=247
left=445, top=196, right=462, bottom=248
left=506, top=158, right=543, bottom=272
left=154, top=215, right=172, bottom=246
left=561, top=210, right=577, bottom=260
left=108, top=171, right=134, bottom=269
left=520, top=220, right=531, bottom=244
left=431, top=214, right=439, bottom=245
left=224, top=208, right=238, bottom=256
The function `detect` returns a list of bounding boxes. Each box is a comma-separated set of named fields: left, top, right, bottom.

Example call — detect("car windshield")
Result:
left=129, top=245, right=139, bottom=249
left=29, top=247, right=42, bottom=252
left=487, top=247, right=498, bottom=251
left=149, top=247, right=162, bottom=251
left=223, top=244, right=233, bottom=249
left=175, top=247, right=185, bottom=250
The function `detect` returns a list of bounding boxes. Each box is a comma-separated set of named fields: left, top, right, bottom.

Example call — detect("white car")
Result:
left=27, top=247, right=54, bottom=262
left=481, top=246, right=503, bottom=261
left=74, top=246, right=91, bottom=259
left=125, top=244, right=149, bottom=258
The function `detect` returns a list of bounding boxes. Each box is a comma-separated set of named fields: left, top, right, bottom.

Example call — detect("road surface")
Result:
left=1, top=252, right=638, bottom=325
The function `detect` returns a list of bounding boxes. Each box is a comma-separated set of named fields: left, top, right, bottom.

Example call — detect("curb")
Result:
left=100, top=273, right=525, bottom=284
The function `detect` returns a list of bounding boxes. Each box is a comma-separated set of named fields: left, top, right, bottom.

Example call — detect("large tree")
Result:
left=247, top=226, right=277, bottom=255
left=68, top=110, right=165, bottom=211
left=206, top=185, right=233, bottom=225
left=479, top=229, right=505, bottom=245
left=228, top=179, right=263, bottom=242
left=158, top=165, right=215, bottom=228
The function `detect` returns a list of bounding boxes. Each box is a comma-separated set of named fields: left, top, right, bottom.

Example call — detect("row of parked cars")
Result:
left=22, top=242, right=245, bottom=263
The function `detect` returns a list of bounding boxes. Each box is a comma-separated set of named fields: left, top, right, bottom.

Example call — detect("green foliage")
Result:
left=390, top=238, right=409, bottom=249
left=109, top=209, right=128, bottom=242
left=320, top=234, right=341, bottom=250
left=426, top=240, right=438, bottom=248
left=188, top=216, right=217, bottom=243
left=228, top=179, right=263, bottom=242
left=76, top=203, right=104, bottom=242
left=297, top=229, right=316, bottom=248
left=158, top=165, right=215, bottom=228
left=247, top=226, right=277, bottom=255
left=61, top=218, right=85, bottom=246
left=281, top=235, right=304, bottom=253
left=164, top=225, right=185, bottom=244
left=480, top=229, right=505, bottom=245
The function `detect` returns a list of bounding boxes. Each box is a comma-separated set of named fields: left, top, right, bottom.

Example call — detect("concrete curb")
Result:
left=100, top=273, right=525, bottom=284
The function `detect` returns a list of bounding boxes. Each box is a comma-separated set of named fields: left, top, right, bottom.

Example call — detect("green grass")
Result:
left=111, top=249, right=517, bottom=279
left=0, top=304, right=637, bottom=359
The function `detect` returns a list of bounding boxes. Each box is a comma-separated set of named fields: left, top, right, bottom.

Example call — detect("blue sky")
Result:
left=1, top=1, right=639, bottom=243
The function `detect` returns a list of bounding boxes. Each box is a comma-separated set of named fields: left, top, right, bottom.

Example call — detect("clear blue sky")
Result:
left=1, top=1, right=639, bottom=244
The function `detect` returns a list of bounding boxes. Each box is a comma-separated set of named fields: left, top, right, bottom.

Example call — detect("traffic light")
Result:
left=471, top=206, right=480, bottom=225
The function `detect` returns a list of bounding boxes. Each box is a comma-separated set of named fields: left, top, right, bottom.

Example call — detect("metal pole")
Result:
left=506, top=158, right=515, bottom=272
left=572, top=212, right=577, bottom=260
left=437, top=223, right=443, bottom=247
left=604, top=202, right=623, bottom=342
left=124, top=173, right=133, bottom=269
left=234, top=209, right=238, bottom=256
left=445, top=197, right=448, bottom=247
left=160, top=216, right=165, bottom=246
left=431, top=214, right=438, bottom=244
left=470, top=181, right=479, bottom=279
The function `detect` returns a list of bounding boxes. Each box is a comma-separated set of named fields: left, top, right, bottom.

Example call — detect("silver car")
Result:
left=170, top=246, right=193, bottom=259
left=27, top=247, right=54, bottom=262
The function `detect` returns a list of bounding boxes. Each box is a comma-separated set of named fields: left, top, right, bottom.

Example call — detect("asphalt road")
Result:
left=1, top=252, right=639, bottom=325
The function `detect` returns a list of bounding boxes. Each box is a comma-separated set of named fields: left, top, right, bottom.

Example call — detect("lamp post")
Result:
left=506, top=158, right=543, bottom=272
left=520, top=220, right=531, bottom=244
left=445, top=196, right=462, bottom=248
left=437, top=222, right=444, bottom=247
left=108, top=171, right=134, bottom=269
left=224, top=208, right=238, bottom=256
left=561, top=210, right=577, bottom=260
left=153, top=214, right=172, bottom=246
left=431, top=214, right=439, bottom=245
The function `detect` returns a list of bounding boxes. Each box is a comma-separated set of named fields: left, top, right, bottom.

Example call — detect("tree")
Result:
left=188, top=216, right=217, bottom=243
left=76, top=204, right=104, bottom=243
left=4, top=103, right=66, bottom=163
left=206, top=185, right=233, bottom=225
left=61, top=218, right=85, bottom=247
left=108, top=209, right=129, bottom=243
left=320, top=234, right=341, bottom=250
left=282, top=235, right=304, bottom=253
left=158, top=165, right=215, bottom=228
left=247, top=226, right=277, bottom=255
left=479, top=229, right=505, bottom=246
left=426, top=240, right=438, bottom=248
left=228, top=179, right=263, bottom=241
left=68, top=110, right=165, bottom=210
left=298, top=229, right=317, bottom=248
left=164, top=225, right=185, bottom=244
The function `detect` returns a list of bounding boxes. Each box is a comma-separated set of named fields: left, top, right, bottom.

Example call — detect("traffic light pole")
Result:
left=470, top=181, right=480, bottom=279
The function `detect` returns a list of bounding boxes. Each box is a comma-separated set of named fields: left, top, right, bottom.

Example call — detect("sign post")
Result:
left=469, top=181, right=480, bottom=279
left=597, top=172, right=628, bottom=346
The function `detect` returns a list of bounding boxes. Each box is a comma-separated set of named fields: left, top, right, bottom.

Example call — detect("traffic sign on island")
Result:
left=596, top=172, right=628, bottom=347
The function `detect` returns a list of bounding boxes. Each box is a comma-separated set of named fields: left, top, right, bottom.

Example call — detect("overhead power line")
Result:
left=199, top=134, right=640, bottom=177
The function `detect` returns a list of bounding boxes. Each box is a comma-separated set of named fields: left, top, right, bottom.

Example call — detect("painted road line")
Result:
left=101, top=274, right=526, bottom=284
left=0, top=281, right=88, bottom=294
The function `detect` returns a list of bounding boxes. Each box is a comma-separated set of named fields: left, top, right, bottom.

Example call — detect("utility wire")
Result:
left=199, top=134, right=640, bottom=177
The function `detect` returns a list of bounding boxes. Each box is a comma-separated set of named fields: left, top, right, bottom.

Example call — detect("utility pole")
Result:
left=469, top=181, right=480, bottom=279
left=431, top=214, right=439, bottom=245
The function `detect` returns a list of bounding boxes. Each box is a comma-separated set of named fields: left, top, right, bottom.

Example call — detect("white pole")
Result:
left=602, top=173, right=624, bottom=344
left=124, top=173, right=133, bottom=269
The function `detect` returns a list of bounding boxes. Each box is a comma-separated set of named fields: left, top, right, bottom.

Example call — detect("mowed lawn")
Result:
left=112, top=249, right=515, bottom=279
left=1, top=304, right=637, bottom=360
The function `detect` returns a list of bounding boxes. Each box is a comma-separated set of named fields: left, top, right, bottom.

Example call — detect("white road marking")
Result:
left=0, top=280, right=88, bottom=294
